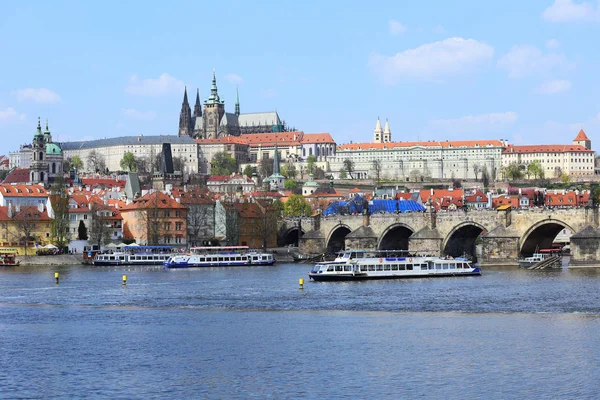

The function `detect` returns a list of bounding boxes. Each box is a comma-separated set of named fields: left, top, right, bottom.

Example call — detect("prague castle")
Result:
left=178, top=71, right=287, bottom=139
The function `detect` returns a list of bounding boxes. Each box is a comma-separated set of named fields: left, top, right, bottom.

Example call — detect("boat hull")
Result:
left=309, top=268, right=482, bottom=281
left=166, top=260, right=276, bottom=268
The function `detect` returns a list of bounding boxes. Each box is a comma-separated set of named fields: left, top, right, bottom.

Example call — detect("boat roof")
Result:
left=124, top=245, right=172, bottom=250
left=191, top=246, right=250, bottom=250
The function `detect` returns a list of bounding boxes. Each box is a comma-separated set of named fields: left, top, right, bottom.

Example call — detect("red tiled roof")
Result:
left=574, top=129, right=590, bottom=141
left=338, top=140, right=503, bottom=151
left=300, top=133, right=335, bottom=144
left=120, top=191, right=186, bottom=211
left=195, top=136, right=248, bottom=145
left=241, top=132, right=304, bottom=147
left=503, top=144, right=593, bottom=153
left=0, top=205, right=51, bottom=221
left=0, top=183, right=47, bottom=197
left=81, top=178, right=126, bottom=188
left=2, top=168, right=31, bottom=184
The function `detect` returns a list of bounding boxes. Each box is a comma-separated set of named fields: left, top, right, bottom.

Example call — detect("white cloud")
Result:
left=497, top=45, right=568, bottom=78
left=537, top=79, right=572, bottom=94
left=224, top=73, right=244, bottom=85
left=430, top=112, right=519, bottom=127
left=546, top=38, right=560, bottom=48
left=121, top=108, right=157, bottom=120
left=542, top=0, right=600, bottom=22
left=13, top=88, right=61, bottom=104
left=389, top=20, right=407, bottom=35
left=369, top=37, right=494, bottom=84
left=0, top=107, right=26, bottom=121
left=126, top=73, right=184, bottom=96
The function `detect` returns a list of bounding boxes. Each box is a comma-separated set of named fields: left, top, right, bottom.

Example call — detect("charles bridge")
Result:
left=279, top=208, right=600, bottom=266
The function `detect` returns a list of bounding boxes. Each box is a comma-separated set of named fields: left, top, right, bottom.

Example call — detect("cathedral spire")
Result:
left=193, top=88, right=202, bottom=117
left=235, top=86, right=240, bottom=116
left=207, top=69, right=221, bottom=104
left=374, top=117, right=383, bottom=143
left=178, top=86, right=193, bottom=137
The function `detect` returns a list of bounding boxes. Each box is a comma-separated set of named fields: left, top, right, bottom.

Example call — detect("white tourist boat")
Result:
left=164, top=246, right=275, bottom=268
left=308, top=250, right=481, bottom=281
left=518, top=248, right=562, bottom=269
left=93, top=246, right=175, bottom=266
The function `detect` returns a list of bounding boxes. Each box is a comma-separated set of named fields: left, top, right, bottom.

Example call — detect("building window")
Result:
left=176, top=222, right=182, bottom=231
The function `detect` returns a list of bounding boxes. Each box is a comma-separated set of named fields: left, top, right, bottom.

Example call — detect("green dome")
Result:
left=46, top=143, right=62, bottom=155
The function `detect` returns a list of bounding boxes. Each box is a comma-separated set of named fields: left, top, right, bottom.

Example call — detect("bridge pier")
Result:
left=409, top=227, right=442, bottom=256
left=479, top=225, right=520, bottom=266
left=569, top=225, right=600, bottom=267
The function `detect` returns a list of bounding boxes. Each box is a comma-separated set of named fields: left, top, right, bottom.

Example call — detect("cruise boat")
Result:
left=0, top=250, right=20, bottom=266
left=308, top=250, right=481, bottom=281
left=164, top=246, right=275, bottom=268
left=93, top=245, right=175, bottom=266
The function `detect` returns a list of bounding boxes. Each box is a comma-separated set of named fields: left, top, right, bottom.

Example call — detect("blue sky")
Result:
left=1, top=0, right=600, bottom=153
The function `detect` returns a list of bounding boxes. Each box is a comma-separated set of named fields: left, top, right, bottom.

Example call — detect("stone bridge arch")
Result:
left=519, top=218, right=574, bottom=256
left=377, top=223, right=415, bottom=250
left=442, top=221, right=489, bottom=259
left=326, top=224, right=352, bottom=253
left=280, top=227, right=306, bottom=246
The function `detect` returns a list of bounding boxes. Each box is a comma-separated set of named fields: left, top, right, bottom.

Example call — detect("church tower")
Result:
left=235, top=87, right=240, bottom=116
left=203, top=70, right=225, bottom=139
left=383, top=119, right=391, bottom=143
left=373, top=118, right=383, bottom=143
left=573, top=129, right=591, bottom=150
left=178, top=87, right=193, bottom=137
left=30, top=117, right=49, bottom=184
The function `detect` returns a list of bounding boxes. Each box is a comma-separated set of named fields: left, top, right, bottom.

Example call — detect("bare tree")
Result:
left=372, top=159, right=382, bottom=185
left=473, top=164, right=481, bottom=181
left=87, top=150, right=106, bottom=173
left=50, top=176, right=70, bottom=249
left=89, top=202, right=113, bottom=248
left=186, top=203, right=214, bottom=247
left=10, top=205, right=39, bottom=256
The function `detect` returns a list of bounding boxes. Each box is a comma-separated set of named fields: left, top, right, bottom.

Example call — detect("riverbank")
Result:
left=17, top=254, right=83, bottom=266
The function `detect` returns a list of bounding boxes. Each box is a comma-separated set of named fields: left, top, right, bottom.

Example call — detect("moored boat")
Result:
left=93, top=245, right=175, bottom=266
left=0, top=250, right=20, bottom=266
left=164, top=246, right=275, bottom=268
left=308, top=250, right=481, bottom=281
left=518, top=248, right=562, bottom=269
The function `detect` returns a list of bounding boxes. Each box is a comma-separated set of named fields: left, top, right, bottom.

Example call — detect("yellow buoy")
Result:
left=54, top=272, right=59, bottom=284
left=122, top=275, right=127, bottom=285
left=299, top=278, right=304, bottom=289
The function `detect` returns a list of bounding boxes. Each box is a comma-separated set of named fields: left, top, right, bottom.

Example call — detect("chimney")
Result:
left=38, top=203, right=44, bottom=213
left=7, top=203, right=12, bottom=218
left=430, top=188, right=434, bottom=196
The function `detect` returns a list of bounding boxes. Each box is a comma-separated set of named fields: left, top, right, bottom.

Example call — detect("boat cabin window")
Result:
left=376, top=265, right=383, bottom=271
left=406, top=264, right=413, bottom=270
left=368, top=265, right=375, bottom=271
left=421, top=263, right=428, bottom=270
left=392, top=264, right=398, bottom=271
left=335, top=265, right=343, bottom=272
left=442, top=263, right=449, bottom=270
left=327, top=266, right=335, bottom=272
left=384, top=264, right=391, bottom=271
left=344, top=265, right=352, bottom=272
left=435, top=263, right=442, bottom=270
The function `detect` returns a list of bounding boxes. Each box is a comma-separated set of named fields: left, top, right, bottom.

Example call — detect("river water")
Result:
left=2, top=261, right=600, bottom=399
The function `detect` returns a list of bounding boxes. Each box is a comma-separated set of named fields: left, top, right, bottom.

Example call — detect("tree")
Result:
left=506, top=163, right=523, bottom=181
left=339, top=168, right=348, bottom=179
left=120, top=152, right=137, bottom=172
left=186, top=201, right=215, bottom=247
left=49, top=176, right=70, bottom=249
left=10, top=206, right=39, bottom=256
left=284, top=179, right=297, bottom=190
left=211, top=152, right=237, bottom=176
left=172, top=155, right=187, bottom=173
left=87, top=150, right=106, bottom=173
left=560, top=173, right=571, bottom=184
left=259, top=157, right=274, bottom=178
left=409, top=169, right=421, bottom=182
left=343, top=158, right=355, bottom=179
left=71, top=155, right=84, bottom=171
left=284, top=195, right=312, bottom=217
left=314, top=167, right=326, bottom=180
left=527, top=160, right=544, bottom=180
left=89, top=202, right=113, bottom=248
left=372, top=159, right=382, bottom=185
left=135, top=156, right=151, bottom=174
left=554, top=166, right=563, bottom=178
left=78, top=220, right=88, bottom=240
left=243, top=165, right=254, bottom=178
left=473, top=164, right=481, bottom=181
left=284, top=163, right=297, bottom=179
left=482, top=166, right=490, bottom=188
left=452, top=178, right=462, bottom=189
left=306, top=155, right=317, bottom=175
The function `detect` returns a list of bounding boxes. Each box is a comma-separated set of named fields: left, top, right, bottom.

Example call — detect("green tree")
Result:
left=243, top=165, right=254, bottom=178
left=339, top=168, right=348, bottom=179
left=211, top=152, right=237, bottom=175
left=527, top=160, right=544, bottom=179
left=560, top=173, right=571, bottom=184
left=343, top=158, right=355, bottom=179
left=78, top=220, right=88, bottom=240
left=50, top=176, right=70, bottom=249
left=285, top=163, right=297, bottom=179
left=284, top=194, right=312, bottom=217
left=481, top=166, right=490, bottom=188
left=284, top=179, right=297, bottom=190
left=120, top=152, right=137, bottom=172
left=306, top=155, right=317, bottom=175
left=506, top=163, right=523, bottom=181
left=71, top=155, right=84, bottom=171
left=87, top=149, right=106, bottom=173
